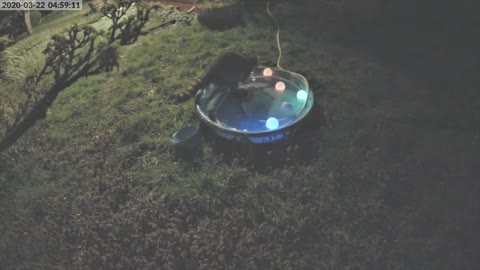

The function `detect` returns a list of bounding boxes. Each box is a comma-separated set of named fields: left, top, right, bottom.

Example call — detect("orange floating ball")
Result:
left=263, top=68, right=273, bottom=77
left=275, top=81, right=286, bottom=91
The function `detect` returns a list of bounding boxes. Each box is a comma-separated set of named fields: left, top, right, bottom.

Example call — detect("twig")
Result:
left=187, top=6, right=195, bottom=14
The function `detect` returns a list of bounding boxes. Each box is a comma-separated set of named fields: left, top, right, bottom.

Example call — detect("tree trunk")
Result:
left=24, top=10, right=33, bottom=35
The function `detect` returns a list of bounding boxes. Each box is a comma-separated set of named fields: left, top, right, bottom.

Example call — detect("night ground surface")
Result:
left=1, top=1, right=479, bottom=269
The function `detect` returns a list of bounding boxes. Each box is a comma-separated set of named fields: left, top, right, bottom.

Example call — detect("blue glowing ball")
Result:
left=297, top=90, right=308, bottom=101
left=266, top=117, right=279, bottom=130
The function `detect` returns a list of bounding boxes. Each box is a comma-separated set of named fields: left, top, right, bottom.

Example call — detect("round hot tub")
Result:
left=195, top=66, right=314, bottom=143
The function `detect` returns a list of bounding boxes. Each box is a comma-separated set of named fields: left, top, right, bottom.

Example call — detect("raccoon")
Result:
left=175, top=51, right=258, bottom=102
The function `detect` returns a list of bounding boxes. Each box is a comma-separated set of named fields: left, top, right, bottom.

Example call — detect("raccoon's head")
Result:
left=241, top=53, right=258, bottom=81
left=245, top=53, right=258, bottom=69
left=237, top=51, right=258, bottom=69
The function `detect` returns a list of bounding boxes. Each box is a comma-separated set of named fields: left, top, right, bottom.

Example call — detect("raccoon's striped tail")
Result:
left=174, top=78, right=204, bottom=103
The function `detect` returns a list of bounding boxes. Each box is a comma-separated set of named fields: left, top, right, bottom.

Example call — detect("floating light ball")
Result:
left=266, top=117, right=279, bottom=130
left=275, top=81, right=286, bottom=92
left=263, top=68, right=273, bottom=77
left=297, top=90, right=308, bottom=101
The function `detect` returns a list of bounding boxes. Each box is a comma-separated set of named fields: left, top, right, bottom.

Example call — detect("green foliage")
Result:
left=0, top=48, right=45, bottom=139
left=117, top=3, right=153, bottom=44
left=100, top=0, right=142, bottom=44
left=196, top=0, right=240, bottom=8
left=0, top=35, right=14, bottom=51
left=29, top=11, right=43, bottom=27
left=0, top=48, right=41, bottom=83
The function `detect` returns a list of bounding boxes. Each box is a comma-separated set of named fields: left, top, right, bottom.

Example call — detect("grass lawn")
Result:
left=0, top=1, right=479, bottom=269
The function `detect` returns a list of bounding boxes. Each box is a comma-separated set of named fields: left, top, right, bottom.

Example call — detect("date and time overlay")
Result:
left=1, top=0, right=82, bottom=10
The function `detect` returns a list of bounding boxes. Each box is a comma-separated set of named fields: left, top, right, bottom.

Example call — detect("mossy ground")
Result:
left=1, top=2, right=479, bottom=269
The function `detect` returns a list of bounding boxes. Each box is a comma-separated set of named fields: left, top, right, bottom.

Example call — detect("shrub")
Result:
left=89, top=0, right=111, bottom=13
left=0, top=35, right=14, bottom=52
